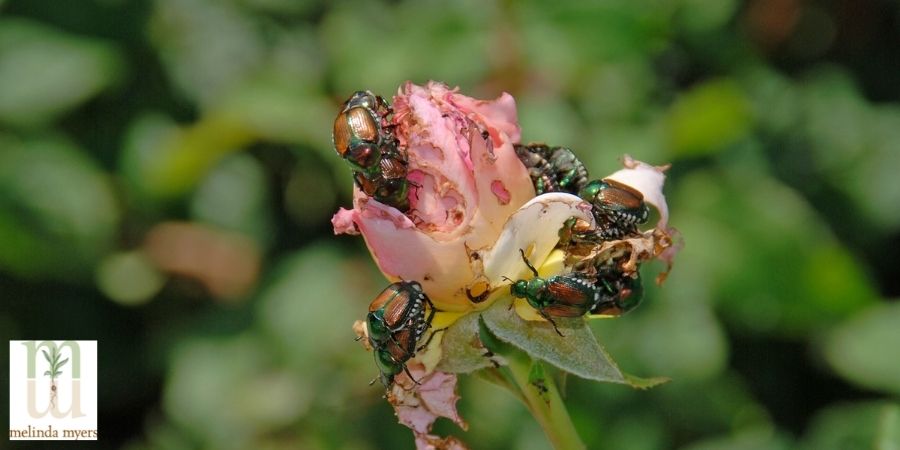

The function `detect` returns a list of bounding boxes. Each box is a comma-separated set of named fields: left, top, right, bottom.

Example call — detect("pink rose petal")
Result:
left=389, top=365, right=468, bottom=450
left=331, top=207, right=359, bottom=235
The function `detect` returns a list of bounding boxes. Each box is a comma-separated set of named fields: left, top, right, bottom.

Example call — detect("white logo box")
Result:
left=9, top=341, right=98, bottom=441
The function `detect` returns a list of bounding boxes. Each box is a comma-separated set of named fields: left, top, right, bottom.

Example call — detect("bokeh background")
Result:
left=1, top=0, right=899, bottom=449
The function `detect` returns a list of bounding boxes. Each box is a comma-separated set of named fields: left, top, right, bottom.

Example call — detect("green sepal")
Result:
left=435, top=311, right=497, bottom=373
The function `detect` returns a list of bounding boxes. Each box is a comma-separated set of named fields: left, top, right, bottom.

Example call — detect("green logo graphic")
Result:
left=21, top=341, right=85, bottom=419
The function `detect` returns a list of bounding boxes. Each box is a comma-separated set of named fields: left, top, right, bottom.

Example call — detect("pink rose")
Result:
left=333, top=82, right=594, bottom=311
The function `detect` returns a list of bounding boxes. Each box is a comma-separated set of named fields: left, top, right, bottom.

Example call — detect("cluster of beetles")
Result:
left=333, top=90, right=652, bottom=388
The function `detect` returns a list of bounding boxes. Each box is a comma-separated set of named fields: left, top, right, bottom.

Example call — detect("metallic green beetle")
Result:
left=591, top=267, right=644, bottom=316
left=365, top=281, right=435, bottom=387
left=509, top=250, right=602, bottom=335
left=578, top=179, right=650, bottom=240
left=333, top=90, right=410, bottom=211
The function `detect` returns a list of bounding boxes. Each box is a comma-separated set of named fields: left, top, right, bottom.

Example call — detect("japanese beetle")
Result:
left=578, top=179, right=650, bottom=239
left=352, top=155, right=410, bottom=211
left=547, top=146, right=589, bottom=195
left=366, top=281, right=435, bottom=387
left=333, top=91, right=394, bottom=173
left=514, top=143, right=591, bottom=196
left=333, top=90, right=411, bottom=211
left=591, top=268, right=644, bottom=316
left=514, top=143, right=559, bottom=195
left=509, top=249, right=600, bottom=335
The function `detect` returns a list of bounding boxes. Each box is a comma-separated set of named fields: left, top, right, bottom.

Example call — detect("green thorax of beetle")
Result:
left=509, top=250, right=601, bottom=335
left=578, top=179, right=650, bottom=240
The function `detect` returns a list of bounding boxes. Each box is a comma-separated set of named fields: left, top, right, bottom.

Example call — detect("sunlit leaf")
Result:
left=801, top=401, right=900, bottom=450
left=667, top=79, right=752, bottom=157
left=824, top=303, right=900, bottom=395
left=190, top=154, right=274, bottom=247
left=682, top=427, right=793, bottom=450
left=0, top=135, right=119, bottom=279
left=0, top=19, right=121, bottom=127
left=149, top=0, right=264, bottom=106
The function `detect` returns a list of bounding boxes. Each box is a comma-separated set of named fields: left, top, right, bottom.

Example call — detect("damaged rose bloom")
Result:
left=332, top=81, right=678, bottom=449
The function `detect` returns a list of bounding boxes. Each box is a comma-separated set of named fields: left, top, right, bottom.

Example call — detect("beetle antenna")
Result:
left=519, top=249, right=539, bottom=277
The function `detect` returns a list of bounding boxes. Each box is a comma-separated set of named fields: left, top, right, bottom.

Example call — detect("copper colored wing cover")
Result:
left=542, top=303, right=588, bottom=317
left=383, top=290, right=413, bottom=328
left=547, top=281, right=589, bottom=306
left=369, top=284, right=400, bottom=312
left=387, top=329, right=414, bottom=360
left=600, top=179, right=644, bottom=208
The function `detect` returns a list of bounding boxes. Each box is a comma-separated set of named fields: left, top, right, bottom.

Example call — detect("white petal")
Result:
left=480, top=193, right=594, bottom=286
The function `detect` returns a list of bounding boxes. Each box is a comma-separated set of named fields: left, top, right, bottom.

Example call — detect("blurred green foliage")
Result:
left=1, top=0, right=898, bottom=449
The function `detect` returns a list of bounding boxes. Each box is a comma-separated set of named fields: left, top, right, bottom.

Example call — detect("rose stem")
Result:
left=497, top=352, right=585, bottom=450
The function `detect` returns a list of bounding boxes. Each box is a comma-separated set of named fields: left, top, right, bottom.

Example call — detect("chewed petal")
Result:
left=351, top=198, right=475, bottom=311
left=464, top=124, right=536, bottom=250
left=331, top=207, right=359, bottom=235
left=605, top=155, right=671, bottom=229
left=446, top=86, right=521, bottom=144
left=481, top=193, right=594, bottom=286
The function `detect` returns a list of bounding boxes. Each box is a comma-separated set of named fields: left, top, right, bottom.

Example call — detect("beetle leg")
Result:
left=519, top=249, right=540, bottom=277
left=402, top=365, right=421, bottom=386
left=416, top=327, right=447, bottom=352
left=540, top=310, right=565, bottom=337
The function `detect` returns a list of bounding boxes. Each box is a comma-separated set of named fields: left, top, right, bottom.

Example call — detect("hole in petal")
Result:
left=491, top=180, right=511, bottom=205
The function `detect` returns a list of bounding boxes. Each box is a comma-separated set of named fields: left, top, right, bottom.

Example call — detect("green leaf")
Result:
left=824, top=303, right=900, bottom=395
left=877, top=404, right=900, bottom=450
left=53, top=371, right=62, bottom=378
left=623, top=374, right=671, bottom=390
left=57, top=357, right=68, bottom=370
left=42, top=349, right=51, bottom=364
left=666, top=78, right=752, bottom=157
left=801, top=401, right=900, bottom=450
left=0, top=135, right=120, bottom=279
left=0, top=19, right=121, bottom=127
left=480, top=297, right=625, bottom=384
left=43, top=370, right=51, bottom=377
left=435, top=311, right=497, bottom=374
